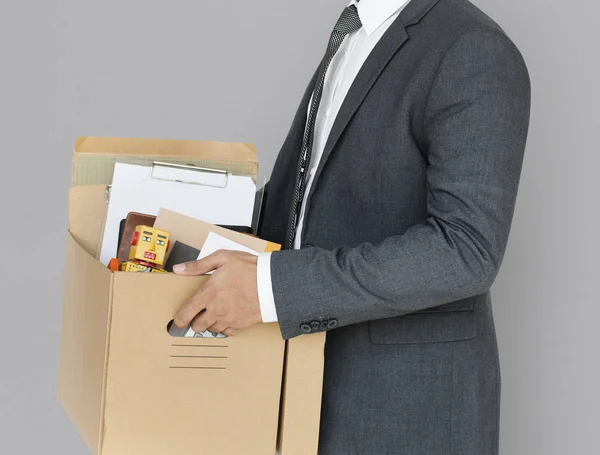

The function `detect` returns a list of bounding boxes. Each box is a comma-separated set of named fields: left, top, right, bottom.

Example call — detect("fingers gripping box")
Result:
left=57, top=137, right=325, bottom=455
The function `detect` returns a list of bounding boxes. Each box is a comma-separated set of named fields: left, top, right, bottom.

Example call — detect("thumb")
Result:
left=172, top=250, right=227, bottom=276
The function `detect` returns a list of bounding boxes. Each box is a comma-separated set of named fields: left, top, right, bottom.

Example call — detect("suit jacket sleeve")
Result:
left=269, top=27, right=532, bottom=339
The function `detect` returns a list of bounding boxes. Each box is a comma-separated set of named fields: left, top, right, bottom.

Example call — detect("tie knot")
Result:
left=333, top=4, right=362, bottom=35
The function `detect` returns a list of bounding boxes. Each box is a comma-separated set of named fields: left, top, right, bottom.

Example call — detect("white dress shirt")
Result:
left=256, top=0, right=411, bottom=323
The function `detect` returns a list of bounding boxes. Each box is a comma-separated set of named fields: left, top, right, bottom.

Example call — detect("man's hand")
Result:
left=172, top=250, right=262, bottom=337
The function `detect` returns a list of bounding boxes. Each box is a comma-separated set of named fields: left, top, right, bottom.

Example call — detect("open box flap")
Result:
left=69, top=185, right=106, bottom=257
left=72, top=137, right=258, bottom=187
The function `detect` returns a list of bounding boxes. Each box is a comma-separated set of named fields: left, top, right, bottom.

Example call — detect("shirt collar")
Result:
left=349, top=0, right=411, bottom=36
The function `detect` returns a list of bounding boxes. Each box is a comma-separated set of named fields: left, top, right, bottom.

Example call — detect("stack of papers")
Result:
left=99, top=162, right=256, bottom=265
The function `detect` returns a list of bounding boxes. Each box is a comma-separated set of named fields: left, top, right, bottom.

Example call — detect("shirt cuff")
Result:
left=256, top=252, right=278, bottom=323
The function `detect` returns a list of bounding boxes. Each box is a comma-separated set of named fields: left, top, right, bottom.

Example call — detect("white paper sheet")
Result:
left=197, top=231, right=259, bottom=260
left=196, top=231, right=260, bottom=278
left=99, top=163, right=256, bottom=266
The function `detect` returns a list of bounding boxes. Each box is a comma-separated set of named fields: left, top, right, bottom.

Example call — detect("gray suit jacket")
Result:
left=258, top=0, right=530, bottom=453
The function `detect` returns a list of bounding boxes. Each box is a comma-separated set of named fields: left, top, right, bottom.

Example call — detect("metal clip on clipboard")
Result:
left=104, top=162, right=229, bottom=204
left=150, top=161, right=229, bottom=189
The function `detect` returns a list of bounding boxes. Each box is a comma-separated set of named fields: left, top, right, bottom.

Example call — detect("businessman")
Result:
left=173, top=0, right=531, bottom=453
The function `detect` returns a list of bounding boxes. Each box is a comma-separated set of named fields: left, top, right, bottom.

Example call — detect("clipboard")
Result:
left=98, top=161, right=256, bottom=266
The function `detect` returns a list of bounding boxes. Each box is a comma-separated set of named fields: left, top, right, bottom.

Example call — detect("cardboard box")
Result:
left=58, top=137, right=325, bottom=455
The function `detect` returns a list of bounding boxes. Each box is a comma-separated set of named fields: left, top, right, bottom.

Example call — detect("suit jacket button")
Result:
left=302, top=243, right=314, bottom=249
left=327, top=319, right=338, bottom=329
left=320, top=321, right=329, bottom=330
left=300, top=324, right=312, bottom=333
left=310, top=321, right=320, bottom=331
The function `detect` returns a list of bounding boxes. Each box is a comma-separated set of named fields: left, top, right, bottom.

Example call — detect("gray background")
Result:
left=0, top=0, right=597, bottom=454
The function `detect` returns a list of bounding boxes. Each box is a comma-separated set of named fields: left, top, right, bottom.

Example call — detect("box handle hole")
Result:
left=166, top=319, right=227, bottom=338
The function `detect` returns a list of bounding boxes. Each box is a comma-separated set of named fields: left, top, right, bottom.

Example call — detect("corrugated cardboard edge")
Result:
left=74, top=136, right=257, bottom=159
left=97, top=272, right=115, bottom=455
left=71, top=137, right=259, bottom=187
left=277, top=333, right=326, bottom=455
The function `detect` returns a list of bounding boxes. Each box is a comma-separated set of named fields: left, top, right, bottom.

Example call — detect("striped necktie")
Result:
left=286, top=4, right=363, bottom=249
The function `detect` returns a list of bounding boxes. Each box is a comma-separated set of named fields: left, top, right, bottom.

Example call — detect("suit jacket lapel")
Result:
left=308, top=0, right=442, bottom=196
